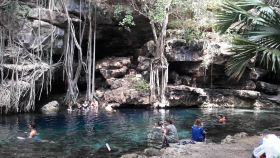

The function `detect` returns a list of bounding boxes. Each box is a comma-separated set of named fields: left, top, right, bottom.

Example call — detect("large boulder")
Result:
left=137, top=40, right=155, bottom=57
left=166, top=39, right=204, bottom=62
left=100, top=74, right=151, bottom=108
left=96, top=57, right=131, bottom=79
left=143, top=148, right=161, bottom=156
left=137, top=56, right=150, bottom=72
left=202, top=89, right=260, bottom=108
left=28, top=8, right=69, bottom=26
left=17, top=19, right=64, bottom=54
left=249, top=68, right=269, bottom=81
left=167, top=85, right=207, bottom=107
left=256, top=81, right=279, bottom=95
left=137, top=56, right=151, bottom=80
left=41, top=101, right=59, bottom=114
left=221, top=132, right=248, bottom=144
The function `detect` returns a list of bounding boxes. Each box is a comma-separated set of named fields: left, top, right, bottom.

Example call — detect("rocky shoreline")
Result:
left=120, top=131, right=280, bottom=158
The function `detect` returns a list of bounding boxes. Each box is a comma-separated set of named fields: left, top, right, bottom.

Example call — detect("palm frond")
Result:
left=217, top=0, right=280, bottom=80
left=216, top=0, right=271, bottom=33
left=226, top=37, right=280, bottom=80
left=225, top=38, right=257, bottom=80
left=259, top=47, right=280, bottom=72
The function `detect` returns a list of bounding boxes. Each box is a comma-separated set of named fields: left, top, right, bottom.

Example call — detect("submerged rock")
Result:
left=41, top=101, right=59, bottom=114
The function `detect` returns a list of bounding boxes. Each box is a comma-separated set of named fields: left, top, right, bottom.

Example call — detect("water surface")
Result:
left=0, top=108, right=279, bottom=157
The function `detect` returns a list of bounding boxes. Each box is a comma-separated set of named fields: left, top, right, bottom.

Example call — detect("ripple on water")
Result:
left=0, top=108, right=280, bottom=157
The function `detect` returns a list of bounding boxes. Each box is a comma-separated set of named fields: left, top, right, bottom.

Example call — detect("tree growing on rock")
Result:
left=61, top=0, right=107, bottom=107
left=127, top=0, right=187, bottom=107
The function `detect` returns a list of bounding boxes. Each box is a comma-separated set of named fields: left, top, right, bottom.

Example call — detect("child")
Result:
left=191, top=119, right=207, bottom=142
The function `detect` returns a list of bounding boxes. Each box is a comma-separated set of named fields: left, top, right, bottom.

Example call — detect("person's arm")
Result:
left=201, top=127, right=207, bottom=135
left=163, top=127, right=169, bottom=136
left=28, top=130, right=36, bottom=138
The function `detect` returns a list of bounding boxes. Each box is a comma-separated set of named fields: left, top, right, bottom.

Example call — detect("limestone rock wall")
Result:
left=0, top=0, right=279, bottom=113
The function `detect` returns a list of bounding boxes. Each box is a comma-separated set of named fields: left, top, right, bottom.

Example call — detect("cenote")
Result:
left=0, top=108, right=280, bottom=158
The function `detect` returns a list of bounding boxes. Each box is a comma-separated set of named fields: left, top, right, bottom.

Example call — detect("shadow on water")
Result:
left=0, top=108, right=280, bottom=157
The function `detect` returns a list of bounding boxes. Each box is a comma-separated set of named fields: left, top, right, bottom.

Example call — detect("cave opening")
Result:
left=37, top=13, right=153, bottom=106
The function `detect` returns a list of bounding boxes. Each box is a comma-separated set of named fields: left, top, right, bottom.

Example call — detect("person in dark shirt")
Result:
left=191, top=119, right=207, bottom=142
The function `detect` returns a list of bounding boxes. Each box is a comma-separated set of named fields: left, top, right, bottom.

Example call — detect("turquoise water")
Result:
left=0, top=108, right=280, bottom=157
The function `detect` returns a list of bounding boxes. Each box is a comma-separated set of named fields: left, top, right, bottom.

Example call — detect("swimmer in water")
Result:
left=28, top=122, right=41, bottom=142
left=218, top=115, right=226, bottom=124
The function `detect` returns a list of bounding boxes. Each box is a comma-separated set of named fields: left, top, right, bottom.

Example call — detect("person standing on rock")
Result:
left=162, top=118, right=179, bottom=148
left=192, top=119, right=207, bottom=142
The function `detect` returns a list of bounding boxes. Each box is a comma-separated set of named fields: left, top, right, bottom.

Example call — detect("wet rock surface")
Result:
left=167, top=85, right=207, bottom=107
left=256, top=81, right=279, bottom=95
left=121, top=132, right=265, bottom=158
left=166, top=39, right=204, bottom=62
left=97, top=57, right=132, bottom=79
left=99, top=74, right=151, bottom=108
left=41, top=100, right=59, bottom=114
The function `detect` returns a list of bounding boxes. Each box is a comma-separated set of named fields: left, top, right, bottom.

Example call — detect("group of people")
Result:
left=154, top=115, right=227, bottom=148
left=67, top=99, right=99, bottom=113
left=26, top=114, right=227, bottom=146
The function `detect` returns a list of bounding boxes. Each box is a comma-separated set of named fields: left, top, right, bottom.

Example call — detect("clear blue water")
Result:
left=0, top=108, right=280, bottom=158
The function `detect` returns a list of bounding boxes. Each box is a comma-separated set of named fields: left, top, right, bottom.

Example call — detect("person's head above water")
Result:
left=194, top=119, right=202, bottom=126
left=165, top=118, right=173, bottom=125
left=218, top=114, right=226, bottom=123
left=29, top=122, right=36, bottom=129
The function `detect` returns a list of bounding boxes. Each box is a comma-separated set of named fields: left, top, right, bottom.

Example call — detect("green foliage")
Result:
left=167, top=19, right=203, bottom=42
left=113, top=5, right=135, bottom=31
left=216, top=0, right=280, bottom=80
left=132, top=77, right=150, bottom=94
left=150, top=0, right=168, bottom=23
left=168, top=19, right=191, bottom=29
left=184, top=28, right=203, bottom=42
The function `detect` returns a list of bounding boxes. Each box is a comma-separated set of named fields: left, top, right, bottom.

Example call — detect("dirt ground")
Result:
left=160, top=136, right=262, bottom=158
left=121, top=130, right=280, bottom=158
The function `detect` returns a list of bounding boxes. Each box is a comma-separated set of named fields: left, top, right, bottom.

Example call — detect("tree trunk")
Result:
left=149, top=0, right=172, bottom=107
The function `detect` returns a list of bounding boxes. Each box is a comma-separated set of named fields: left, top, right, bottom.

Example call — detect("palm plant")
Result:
left=216, top=0, right=280, bottom=80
